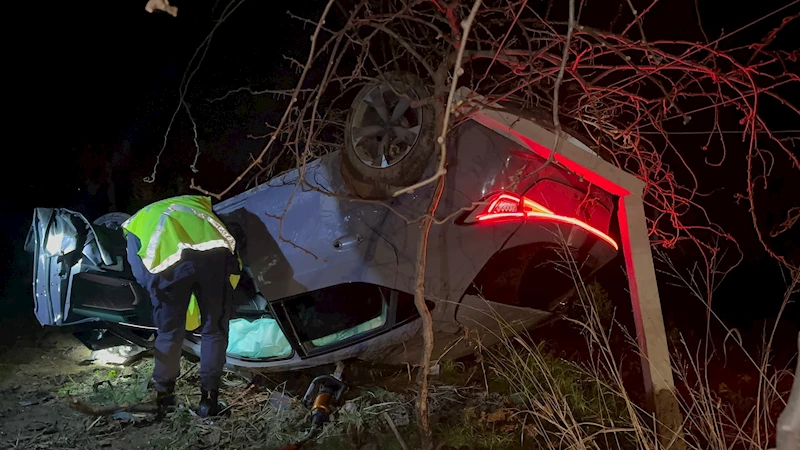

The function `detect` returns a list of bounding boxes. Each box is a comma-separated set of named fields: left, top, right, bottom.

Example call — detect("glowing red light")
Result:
left=523, top=197, right=554, bottom=215
left=474, top=192, right=618, bottom=250
left=486, top=194, right=521, bottom=214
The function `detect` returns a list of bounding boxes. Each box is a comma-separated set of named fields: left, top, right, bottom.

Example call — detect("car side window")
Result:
left=283, top=283, right=387, bottom=348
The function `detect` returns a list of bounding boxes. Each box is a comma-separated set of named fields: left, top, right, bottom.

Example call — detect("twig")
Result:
left=359, top=23, right=436, bottom=79
left=69, top=397, right=159, bottom=416
left=208, top=87, right=307, bottom=103
left=192, top=0, right=339, bottom=199
left=218, top=384, right=255, bottom=416
left=693, top=0, right=709, bottom=43
left=87, top=416, right=103, bottom=431
left=177, top=362, right=199, bottom=381
left=707, top=0, right=800, bottom=48
left=550, top=0, right=575, bottom=153
left=770, top=206, right=800, bottom=238
left=383, top=411, right=410, bottom=450
left=393, top=0, right=484, bottom=198
left=474, top=0, right=528, bottom=91
left=186, top=103, right=201, bottom=174
left=747, top=11, right=800, bottom=64
left=195, top=0, right=799, bottom=280
left=146, top=0, right=245, bottom=183
left=621, top=0, right=660, bottom=39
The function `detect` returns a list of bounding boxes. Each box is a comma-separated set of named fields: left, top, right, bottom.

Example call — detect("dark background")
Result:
left=1, top=0, right=797, bottom=348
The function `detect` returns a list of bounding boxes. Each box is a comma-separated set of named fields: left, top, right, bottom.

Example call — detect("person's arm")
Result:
left=125, top=232, right=150, bottom=287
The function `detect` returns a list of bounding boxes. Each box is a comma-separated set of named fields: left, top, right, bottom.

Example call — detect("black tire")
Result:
left=93, top=212, right=131, bottom=230
left=341, top=72, right=436, bottom=199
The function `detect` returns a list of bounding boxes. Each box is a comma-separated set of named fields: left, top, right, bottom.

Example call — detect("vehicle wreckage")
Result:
left=27, top=81, right=619, bottom=372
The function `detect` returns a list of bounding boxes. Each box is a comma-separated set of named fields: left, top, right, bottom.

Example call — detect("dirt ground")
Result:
left=0, top=328, right=508, bottom=450
left=0, top=329, right=162, bottom=449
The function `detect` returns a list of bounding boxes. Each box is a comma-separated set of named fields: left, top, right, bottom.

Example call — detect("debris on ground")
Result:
left=0, top=328, right=574, bottom=450
left=86, top=344, right=149, bottom=366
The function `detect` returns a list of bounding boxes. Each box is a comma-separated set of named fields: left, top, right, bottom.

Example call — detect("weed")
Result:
left=58, top=360, right=153, bottom=406
left=437, top=420, right=517, bottom=450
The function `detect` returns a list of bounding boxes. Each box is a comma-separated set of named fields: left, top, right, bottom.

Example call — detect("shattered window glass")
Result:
left=283, top=283, right=387, bottom=347
left=311, top=302, right=387, bottom=347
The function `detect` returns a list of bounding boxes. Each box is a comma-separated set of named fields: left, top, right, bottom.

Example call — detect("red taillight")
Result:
left=486, top=194, right=523, bottom=214
left=473, top=192, right=618, bottom=250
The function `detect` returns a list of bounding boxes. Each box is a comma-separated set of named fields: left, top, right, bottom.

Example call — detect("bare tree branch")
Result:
left=191, top=0, right=342, bottom=198
left=393, top=0, right=484, bottom=197
left=145, top=0, right=245, bottom=183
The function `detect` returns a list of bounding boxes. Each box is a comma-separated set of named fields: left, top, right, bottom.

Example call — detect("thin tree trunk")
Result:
left=413, top=176, right=446, bottom=450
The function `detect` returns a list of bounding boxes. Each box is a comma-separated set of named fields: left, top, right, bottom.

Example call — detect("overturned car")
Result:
left=27, top=82, right=619, bottom=372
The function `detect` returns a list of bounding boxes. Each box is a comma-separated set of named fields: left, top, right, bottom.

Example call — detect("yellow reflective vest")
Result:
left=121, top=195, right=236, bottom=274
left=122, top=195, right=242, bottom=331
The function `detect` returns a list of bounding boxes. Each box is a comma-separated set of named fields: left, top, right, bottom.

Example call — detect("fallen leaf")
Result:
left=484, top=408, right=510, bottom=423
left=523, top=424, right=540, bottom=438
left=145, top=0, right=178, bottom=17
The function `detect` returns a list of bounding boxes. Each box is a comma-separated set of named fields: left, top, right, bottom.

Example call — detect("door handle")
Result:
left=332, top=234, right=362, bottom=251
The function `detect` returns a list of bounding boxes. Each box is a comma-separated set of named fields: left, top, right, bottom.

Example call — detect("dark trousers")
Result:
left=146, top=249, right=232, bottom=393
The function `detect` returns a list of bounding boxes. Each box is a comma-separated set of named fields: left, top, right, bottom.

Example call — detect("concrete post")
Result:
left=776, top=333, right=800, bottom=450
left=618, top=194, right=684, bottom=448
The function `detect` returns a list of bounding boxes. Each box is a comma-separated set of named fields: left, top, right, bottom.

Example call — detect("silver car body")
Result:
left=29, top=111, right=618, bottom=372
left=200, top=117, right=617, bottom=370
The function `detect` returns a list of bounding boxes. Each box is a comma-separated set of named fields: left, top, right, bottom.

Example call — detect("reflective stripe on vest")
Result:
left=122, top=196, right=236, bottom=274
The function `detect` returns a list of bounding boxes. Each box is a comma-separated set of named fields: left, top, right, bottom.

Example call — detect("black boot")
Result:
left=198, top=390, right=220, bottom=418
left=156, top=390, right=177, bottom=417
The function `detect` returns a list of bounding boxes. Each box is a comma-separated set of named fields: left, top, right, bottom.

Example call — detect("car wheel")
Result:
left=341, top=72, right=436, bottom=199
left=93, top=212, right=131, bottom=230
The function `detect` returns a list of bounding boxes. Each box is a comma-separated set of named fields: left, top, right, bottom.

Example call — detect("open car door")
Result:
left=24, top=207, right=293, bottom=360
left=25, top=208, right=152, bottom=328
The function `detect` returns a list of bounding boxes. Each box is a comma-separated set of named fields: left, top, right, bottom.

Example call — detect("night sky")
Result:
left=2, top=0, right=798, bottom=343
left=2, top=0, right=325, bottom=338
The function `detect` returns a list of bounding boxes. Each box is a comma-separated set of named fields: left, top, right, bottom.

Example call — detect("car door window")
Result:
left=311, top=302, right=387, bottom=347
left=283, top=283, right=387, bottom=348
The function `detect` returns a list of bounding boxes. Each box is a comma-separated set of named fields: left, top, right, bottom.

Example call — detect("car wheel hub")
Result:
left=350, top=82, right=423, bottom=169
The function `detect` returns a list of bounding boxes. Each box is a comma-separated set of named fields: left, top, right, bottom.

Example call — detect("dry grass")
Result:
left=142, top=374, right=423, bottom=450
left=471, top=242, right=796, bottom=450
left=50, top=246, right=794, bottom=450
left=53, top=261, right=793, bottom=450
left=55, top=265, right=793, bottom=450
